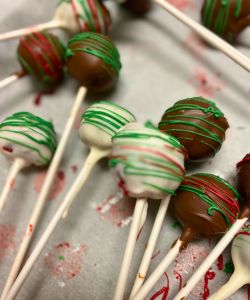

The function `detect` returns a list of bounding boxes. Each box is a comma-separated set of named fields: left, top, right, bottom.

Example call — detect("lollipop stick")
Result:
left=113, top=198, right=147, bottom=300
left=209, top=271, right=248, bottom=300
left=0, top=20, right=65, bottom=42
left=62, top=147, right=109, bottom=218
left=138, top=200, right=148, bottom=234
left=0, top=158, right=28, bottom=211
left=0, top=86, right=87, bottom=300
left=0, top=73, right=25, bottom=89
left=154, top=0, right=250, bottom=72
left=132, top=238, right=183, bottom=300
left=173, top=217, right=248, bottom=300
left=129, top=196, right=171, bottom=299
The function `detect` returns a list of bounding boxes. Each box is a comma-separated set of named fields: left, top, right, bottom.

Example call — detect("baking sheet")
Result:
left=0, top=0, right=250, bottom=299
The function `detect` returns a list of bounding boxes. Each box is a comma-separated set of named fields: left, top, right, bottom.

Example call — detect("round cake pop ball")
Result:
left=201, top=0, right=250, bottom=43
left=65, top=32, right=121, bottom=92
left=237, top=153, right=250, bottom=217
left=0, top=112, right=57, bottom=166
left=121, top=0, right=151, bottom=14
left=158, top=97, right=229, bottom=162
left=110, top=123, right=186, bottom=199
left=17, top=32, right=66, bottom=86
left=79, top=101, right=136, bottom=150
left=173, top=173, right=240, bottom=247
left=53, top=0, right=111, bottom=35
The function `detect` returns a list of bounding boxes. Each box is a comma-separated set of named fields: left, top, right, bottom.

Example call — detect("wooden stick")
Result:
left=173, top=217, right=248, bottom=300
left=132, top=238, right=183, bottom=300
left=208, top=271, right=248, bottom=300
left=0, top=158, right=29, bottom=211
left=62, top=147, right=109, bottom=218
left=0, top=20, right=65, bottom=42
left=129, top=196, right=171, bottom=299
left=154, top=0, right=250, bottom=72
left=0, top=86, right=87, bottom=300
left=113, top=198, right=147, bottom=300
left=0, top=74, right=21, bottom=89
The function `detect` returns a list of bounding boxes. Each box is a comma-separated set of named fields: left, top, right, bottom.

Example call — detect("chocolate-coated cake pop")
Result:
left=173, top=173, right=239, bottom=248
left=122, top=0, right=151, bottom=14
left=237, top=154, right=250, bottom=218
left=158, top=97, right=229, bottom=162
left=201, top=0, right=250, bottom=43
left=65, top=32, right=121, bottom=92
left=17, top=32, right=66, bottom=86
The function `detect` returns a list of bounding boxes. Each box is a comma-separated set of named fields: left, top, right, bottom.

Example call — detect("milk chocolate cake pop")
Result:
left=173, top=173, right=239, bottom=248
left=202, top=0, right=250, bottom=43
left=158, top=97, right=229, bottom=162
left=65, top=32, right=121, bottom=92
left=237, top=154, right=250, bottom=217
left=17, top=32, right=66, bottom=86
left=121, top=0, right=151, bottom=14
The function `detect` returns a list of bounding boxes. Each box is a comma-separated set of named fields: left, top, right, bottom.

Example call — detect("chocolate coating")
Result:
left=65, top=32, right=121, bottom=93
left=237, top=154, right=250, bottom=218
left=122, top=0, right=151, bottom=14
left=172, top=173, right=239, bottom=248
left=201, top=0, right=250, bottom=43
left=158, top=97, right=229, bottom=162
left=17, top=32, right=66, bottom=86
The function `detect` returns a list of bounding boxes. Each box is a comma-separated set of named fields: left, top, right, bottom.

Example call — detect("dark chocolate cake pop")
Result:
left=237, top=154, right=250, bottom=218
left=122, top=0, right=151, bottom=14
left=65, top=32, right=121, bottom=92
left=17, top=32, right=66, bottom=86
left=201, top=0, right=250, bottom=43
left=173, top=173, right=240, bottom=248
left=158, top=97, right=229, bottom=162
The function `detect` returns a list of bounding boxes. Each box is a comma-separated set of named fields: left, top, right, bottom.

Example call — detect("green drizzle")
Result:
left=0, top=112, right=57, bottom=164
left=81, top=101, right=135, bottom=136
left=178, top=173, right=239, bottom=228
left=158, top=97, right=227, bottom=157
left=202, top=0, right=243, bottom=39
left=66, top=32, right=121, bottom=73
left=110, top=127, right=185, bottom=196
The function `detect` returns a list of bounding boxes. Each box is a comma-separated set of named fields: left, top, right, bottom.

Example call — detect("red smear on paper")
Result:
left=166, top=0, right=195, bottom=10
left=71, top=165, right=78, bottom=173
left=174, top=271, right=183, bottom=290
left=151, top=250, right=161, bottom=260
left=150, top=273, right=170, bottom=300
left=3, top=146, right=13, bottom=153
left=217, top=254, right=224, bottom=271
left=33, top=90, right=54, bottom=106
left=189, top=69, right=223, bottom=97
left=33, top=170, right=65, bottom=201
left=0, top=224, right=16, bottom=261
left=183, top=33, right=206, bottom=57
left=44, top=242, right=87, bottom=286
left=203, top=269, right=216, bottom=300
left=95, top=193, right=135, bottom=228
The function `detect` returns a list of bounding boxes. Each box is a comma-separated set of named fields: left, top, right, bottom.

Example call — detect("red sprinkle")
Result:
left=56, top=242, right=70, bottom=249
left=34, top=90, right=54, bottom=106
left=217, top=254, right=224, bottom=271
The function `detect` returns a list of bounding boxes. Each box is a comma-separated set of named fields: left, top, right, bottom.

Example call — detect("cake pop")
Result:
left=132, top=173, right=239, bottom=300
left=65, top=32, right=121, bottom=92
left=0, top=32, right=66, bottom=89
left=173, top=154, right=250, bottom=300
left=110, top=123, right=186, bottom=300
left=158, top=97, right=229, bottom=161
left=0, top=0, right=111, bottom=41
left=121, top=0, right=151, bottom=14
left=2, top=33, right=122, bottom=300
left=0, top=112, right=57, bottom=211
left=4, top=101, right=135, bottom=300
left=209, top=225, right=250, bottom=300
left=202, top=0, right=250, bottom=43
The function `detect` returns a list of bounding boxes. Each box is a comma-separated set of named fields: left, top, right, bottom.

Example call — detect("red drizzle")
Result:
left=3, top=146, right=13, bottom=153
left=150, top=273, right=170, bottom=300
left=174, top=270, right=183, bottom=290
left=217, top=254, right=224, bottom=271
left=203, top=268, right=216, bottom=300
left=237, top=154, right=250, bottom=170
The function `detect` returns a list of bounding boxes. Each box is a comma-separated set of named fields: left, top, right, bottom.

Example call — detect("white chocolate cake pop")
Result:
left=109, top=123, right=186, bottom=199
left=79, top=101, right=136, bottom=150
left=0, top=112, right=57, bottom=166
left=209, top=225, right=250, bottom=300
